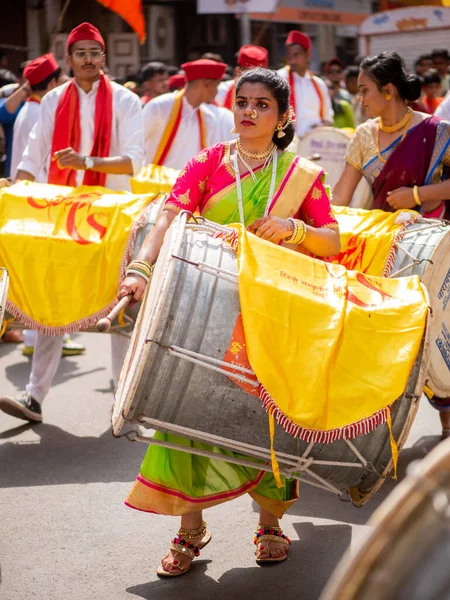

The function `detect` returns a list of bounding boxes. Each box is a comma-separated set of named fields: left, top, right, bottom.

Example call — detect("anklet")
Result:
left=177, top=520, right=207, bottom=539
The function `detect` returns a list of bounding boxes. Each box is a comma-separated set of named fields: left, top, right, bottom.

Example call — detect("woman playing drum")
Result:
left=118, top=68, right=340, bottom=576
left=333, top=51, right=450, bottom=439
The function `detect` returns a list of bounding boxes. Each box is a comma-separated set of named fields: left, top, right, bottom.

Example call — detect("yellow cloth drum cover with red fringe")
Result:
left=130, top=163, right=180, bottom=195
left=0, top=181, right=158, bottom=334
left=226, top=224, right=429, bottom=444
left=330, top=206, right=420, bottom=276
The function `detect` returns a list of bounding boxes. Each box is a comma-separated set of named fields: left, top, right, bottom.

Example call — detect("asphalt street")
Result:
left=0, top=332, right=444, bottom=600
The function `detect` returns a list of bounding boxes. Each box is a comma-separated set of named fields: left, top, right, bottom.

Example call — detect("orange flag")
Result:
left=96, top=0, right=146, bottom=43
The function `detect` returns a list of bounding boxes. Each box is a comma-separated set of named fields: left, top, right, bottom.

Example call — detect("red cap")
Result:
left=181, top=59, right=227, bottom=82
left=24, top=53, right=59, bottom=86
left=168, top=73, right=186, bottom=91
left=67, top=22, right=105, bottom=52
left=325, top=57, right=344, bottom=71
left=237, top=45, right=269, bottom=68
left=286, top=30, right=311, bottom=51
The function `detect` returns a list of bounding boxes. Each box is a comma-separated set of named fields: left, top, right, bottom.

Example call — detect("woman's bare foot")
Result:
left=255, top=508, right=290, bottom=563
left=255, top=526, right=290, bottom=562
left=159, top=528, right=211, bottom=576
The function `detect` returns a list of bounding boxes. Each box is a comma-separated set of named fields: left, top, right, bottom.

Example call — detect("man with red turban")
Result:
left=0, top=23, right=145, bottom=424
left=278, top=30, right=333, bottom=138
left=216, top=45, right=269, bottom=109
left=143, top=58, right=235, bottom=170
left=10, top=53, right=61, bottom=181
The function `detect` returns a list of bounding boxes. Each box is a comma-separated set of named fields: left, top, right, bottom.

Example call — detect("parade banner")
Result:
left=0, top=181, right=157, bottom=334
left=97, top=0, right=146, bottom=42
left=230, top=225, right=428, bottom=443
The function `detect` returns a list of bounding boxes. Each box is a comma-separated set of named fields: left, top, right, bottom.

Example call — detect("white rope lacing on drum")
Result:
left=401, top=221, right=449, bottom=235
left=388, top=244, right=433, bottom=278
left=128, top=417, right=352, bottom=497
left=170, top=255, right=238, bottom=285
left=160, top=344, right=259, bottom=387
left=139, top=339, right=379, bottom=497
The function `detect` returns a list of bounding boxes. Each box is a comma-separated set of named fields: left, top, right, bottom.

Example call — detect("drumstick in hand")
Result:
left=96, top=295, right=132, bottom=333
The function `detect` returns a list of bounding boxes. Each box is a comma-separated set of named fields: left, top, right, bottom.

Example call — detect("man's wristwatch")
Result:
left=84, top=156, right=95, bottom=170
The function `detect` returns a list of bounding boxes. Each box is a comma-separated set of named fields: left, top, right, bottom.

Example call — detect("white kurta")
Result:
left=11, top=101, right=42, bottom=181
left=143, top=92, right=235, bottom=170
left=215, top=79, right=234, bottom=107
left=278, top=67, right=333, bottom=138
left=18, top=80, right=145, bottom=191
left=435, top=91, right=450, bottom=121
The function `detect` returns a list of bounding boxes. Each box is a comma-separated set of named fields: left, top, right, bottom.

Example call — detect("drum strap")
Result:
left=386, top=408, right=399, bottom=479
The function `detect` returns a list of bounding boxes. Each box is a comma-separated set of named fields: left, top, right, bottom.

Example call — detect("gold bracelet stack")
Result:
left=285, top=218, right=307, bottom=245
left=413, top=185, right=422, bottom=206
left=177, top=520, right=207, bottom=540
left=125, top=260, right=154, bottom=283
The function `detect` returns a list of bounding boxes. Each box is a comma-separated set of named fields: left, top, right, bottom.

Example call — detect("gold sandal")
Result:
left=254, top=525, right=291, bottom=565
left=157, top=521, right=211, bottom=578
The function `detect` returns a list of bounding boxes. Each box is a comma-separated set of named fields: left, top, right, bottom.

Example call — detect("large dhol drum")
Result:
left=0, top=267, right=9, bottom=331
left=386, top=218, right=450, bottom=398
left=320, top=437, right=450, bottom=600
left=296, top=126, right=372, bottom=209
left=113, top=213, right=429, bottom=506
left=4, top=194, right=167, bottom=336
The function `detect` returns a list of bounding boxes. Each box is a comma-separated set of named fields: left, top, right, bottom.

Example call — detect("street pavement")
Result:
left=0, top=332, right=444, bottom=600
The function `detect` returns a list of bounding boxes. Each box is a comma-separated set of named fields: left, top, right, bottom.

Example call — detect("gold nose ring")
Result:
left=250, top=109, right=258, bottom=119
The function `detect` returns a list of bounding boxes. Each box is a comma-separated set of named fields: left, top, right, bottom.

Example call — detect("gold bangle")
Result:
left=413, top=185, right=422, bottom=207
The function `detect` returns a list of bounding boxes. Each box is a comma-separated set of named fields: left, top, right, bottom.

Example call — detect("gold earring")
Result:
left=276, top=124, right=286, bottom=139
left=385, top=93, right=392, bottom=101
left=231, top=126, right=237, bottom=134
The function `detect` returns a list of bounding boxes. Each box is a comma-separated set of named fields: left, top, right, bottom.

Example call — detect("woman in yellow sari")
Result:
left=118, top=68, right=340, bottom=576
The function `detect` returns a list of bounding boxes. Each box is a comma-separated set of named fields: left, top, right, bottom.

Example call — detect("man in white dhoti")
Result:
left=277, top=30, right=333, bottom=138
left=0, top=22, right=144, bottom=423
left=143, top=59, right=235, bottom=170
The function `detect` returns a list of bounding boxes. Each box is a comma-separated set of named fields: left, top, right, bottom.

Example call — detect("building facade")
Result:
left=0, top=0, right=372, bottom=78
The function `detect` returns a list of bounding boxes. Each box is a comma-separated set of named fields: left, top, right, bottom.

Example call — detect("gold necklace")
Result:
left=379, top=107, right=412, bottom=133
left=236, top=138, right=276, bottom=161
left=375, top=110, right=413, bottom=164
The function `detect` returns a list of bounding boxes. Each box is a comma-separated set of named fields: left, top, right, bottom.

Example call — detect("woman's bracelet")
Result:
left=413, top=185, right=422, bottom=207
left=285, top=218, right=307, bottom=245
left=125, top=260, right=154, bottom=283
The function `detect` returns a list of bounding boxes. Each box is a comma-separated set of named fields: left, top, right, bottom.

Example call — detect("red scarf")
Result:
left=48, top=74, right=113, bottom=187
left=288, top=67, right=325, bottom=120
left=223, top=81, right=235, bottom=110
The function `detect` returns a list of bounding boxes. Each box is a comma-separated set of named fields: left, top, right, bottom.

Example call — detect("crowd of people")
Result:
left=0, top=20, right=449, bottom=578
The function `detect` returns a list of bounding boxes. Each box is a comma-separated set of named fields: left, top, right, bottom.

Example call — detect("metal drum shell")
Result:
left=319, top=437, right=450, bottom=600
left=388, top=220, right=450, bottom=398
left=113, top=215, right=429, bottom=505
left=111, top=194, right=167, bottom=334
